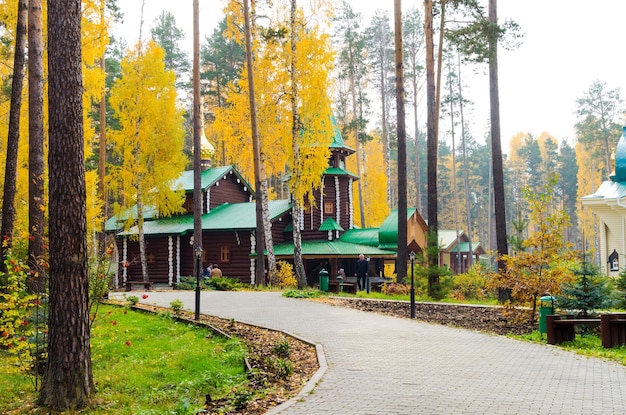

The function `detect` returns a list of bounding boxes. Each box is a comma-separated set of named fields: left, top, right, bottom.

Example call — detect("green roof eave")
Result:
left=105, top=205, right=159, bottom=232
left=339, top=228, right=380, bottom=247
left=378, top=208, right=417, bottom=246
left=319, top=217, right=344, bottom=232
left=202, top=200, right=291, bottom=230
left=117, top=200, right=291, bottom=236
left=324, top=167, right=359, bottom=179
left=270, top=240, right=396, bottom=258
left=118, top=214, right=195, bottom=237
left=174, top=165, right=254, bottom=194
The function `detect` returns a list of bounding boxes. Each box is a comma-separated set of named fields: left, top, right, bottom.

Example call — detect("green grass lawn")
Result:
left=0, top=304, right=248, bottom=414
left=514, top=330, right=626, bottom=365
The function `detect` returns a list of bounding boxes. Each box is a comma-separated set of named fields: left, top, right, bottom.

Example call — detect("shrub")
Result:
left=283, top=289, right=322, bottom=298
left=451, top=263, right=489, bottom=301
left=382, top=283, right=410, bottom=296
left=126, top=295, right=139, bottom=306
left=208, top=277, right=243, bottom=291
left=265, top=356, right=293, bottom=380
left=273, top=261, right=297, bottom=288
left=0, top=253, right=47, bottom=387
left=272, top=339, right=291, bottom=358
left=170, top=299, right=184, bottom=316
left=556, top=257, right=614, bottom=317
left=175, top=275, right=211, bottom=291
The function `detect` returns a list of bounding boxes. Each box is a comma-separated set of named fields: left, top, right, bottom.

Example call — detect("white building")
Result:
left=580, top=126, right=626, bottom=275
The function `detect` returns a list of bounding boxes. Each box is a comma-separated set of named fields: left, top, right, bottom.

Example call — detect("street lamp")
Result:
left=409, top=251, right=415, bottom=319
left=195, top=246, right=202, bottom=320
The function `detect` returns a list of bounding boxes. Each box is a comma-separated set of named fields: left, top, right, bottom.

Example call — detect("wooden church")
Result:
left=105, top=119, right=478, bottom=288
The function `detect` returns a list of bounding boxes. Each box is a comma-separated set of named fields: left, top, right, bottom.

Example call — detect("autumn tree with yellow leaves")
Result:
left=214, top=0, right=335, bottom=287
left=108, top=40, right=187, bottom=282
left=490, top=176, right=578, bottom=321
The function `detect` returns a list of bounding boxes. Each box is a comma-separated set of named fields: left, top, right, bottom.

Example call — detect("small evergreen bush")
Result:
left=208, top=276, right=243, bottom=291
left=556, top=256, right=614, bottom=317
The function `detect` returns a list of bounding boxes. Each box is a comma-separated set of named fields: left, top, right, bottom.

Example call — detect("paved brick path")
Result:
left=111, top=291, right=626, bottom=414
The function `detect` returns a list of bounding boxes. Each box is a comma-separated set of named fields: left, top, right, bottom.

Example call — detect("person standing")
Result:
left=210, top=263, right=222, bottom=278
left=356, top=253, right=368, bottom=291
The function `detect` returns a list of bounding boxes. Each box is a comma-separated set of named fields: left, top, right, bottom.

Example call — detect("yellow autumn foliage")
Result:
left=214, top=0, right=335, bottom=204
left=107, top=40, right=187, bottom=224
left=350, top=132, right=390, bottom=228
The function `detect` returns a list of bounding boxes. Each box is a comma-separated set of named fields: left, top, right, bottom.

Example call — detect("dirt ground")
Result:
left=132, top=297, right=534, bottom=414
left=316, top=297, right=536, bottom=336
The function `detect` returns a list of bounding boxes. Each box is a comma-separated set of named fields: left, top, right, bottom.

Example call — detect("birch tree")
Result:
left=108, top=41, right=187, bottom=282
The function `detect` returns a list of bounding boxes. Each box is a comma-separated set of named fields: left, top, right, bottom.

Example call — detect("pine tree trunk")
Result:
left=425, top=0, right=440, bottom=297
left=447, top=60, right=461, bottom=273
left=394, top=0, right=407, bottom=283
left=39, top=0, right=94, bottom=408
left=412, top=67, right=422, bottom=214
left=488, top=0, right=508, bottom=271
left=425, top=0, right=438, bottom=249
left=488, top=0, right=509, bottom=302
left=457, top=53, right=473, bottom=267
left=0, top=0, right=27, bottom=274
left=28, top=0, right=46, bottom=293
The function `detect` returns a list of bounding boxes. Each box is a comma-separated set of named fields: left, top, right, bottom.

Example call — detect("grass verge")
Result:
left=0, top=304, right=248, bottom=414
left=514, top=330, right=626, bottom=365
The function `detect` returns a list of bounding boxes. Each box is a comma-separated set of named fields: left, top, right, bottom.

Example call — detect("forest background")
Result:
left=1, top=0, right=625, bottom=268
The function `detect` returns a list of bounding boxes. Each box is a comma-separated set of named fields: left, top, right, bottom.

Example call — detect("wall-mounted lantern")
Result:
left=608, top=249, right=619, bottom=272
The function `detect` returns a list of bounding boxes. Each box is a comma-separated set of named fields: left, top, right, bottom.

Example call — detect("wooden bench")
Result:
left=601, top=313, right=626, bottom=348
left=125, top=280, right=154, bottom=291
left=546, top=315, right=601, bottom=345
left=328, top=281, right=357, bottom=294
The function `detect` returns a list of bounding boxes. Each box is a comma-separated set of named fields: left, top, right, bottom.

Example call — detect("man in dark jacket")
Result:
left=355, top=253, right=369, bottom=291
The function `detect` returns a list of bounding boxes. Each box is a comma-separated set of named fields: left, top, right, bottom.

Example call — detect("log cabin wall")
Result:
left=301, top=187, right=326, bottom=240
left=198, top=230, right=254, bottom=284
left=337, top=176, right=352, bottom=231
left=299, top=175, right=353, bottom=241
left=271, top=213, right=292, bottom=244
left=208, top=172, right=252, bottom=209
left=117, top=237, right=175, bottom=285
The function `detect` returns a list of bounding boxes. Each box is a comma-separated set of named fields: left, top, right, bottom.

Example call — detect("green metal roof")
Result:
left=319, top=217, right=344, bottom=231
left=202, top=200, right=290, bottom=230
left=438, top=230, right=464, bottom=250
left=451, top=241, right=485, bottom=254
left=117, top=200, right=291, bottom=236
left=174, top=166, right=253, bottom=194
left=118, top=215, right=194, bottom=237
left=324, top=167, right=359, bottom=179
left=378, top=208, right=417, bottom=249
left=339, top=228, right=380, bottom=247
left=104, top=205, right=159, bottom=232
left=329, top=114, right=355, bottom=153
left=580, top=180, right=626, bottom=201
left=271, top=239, right=395, bottom=258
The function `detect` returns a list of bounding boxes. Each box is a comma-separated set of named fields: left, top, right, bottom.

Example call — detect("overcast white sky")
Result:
left=114, top=1, right=626, bottom=152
